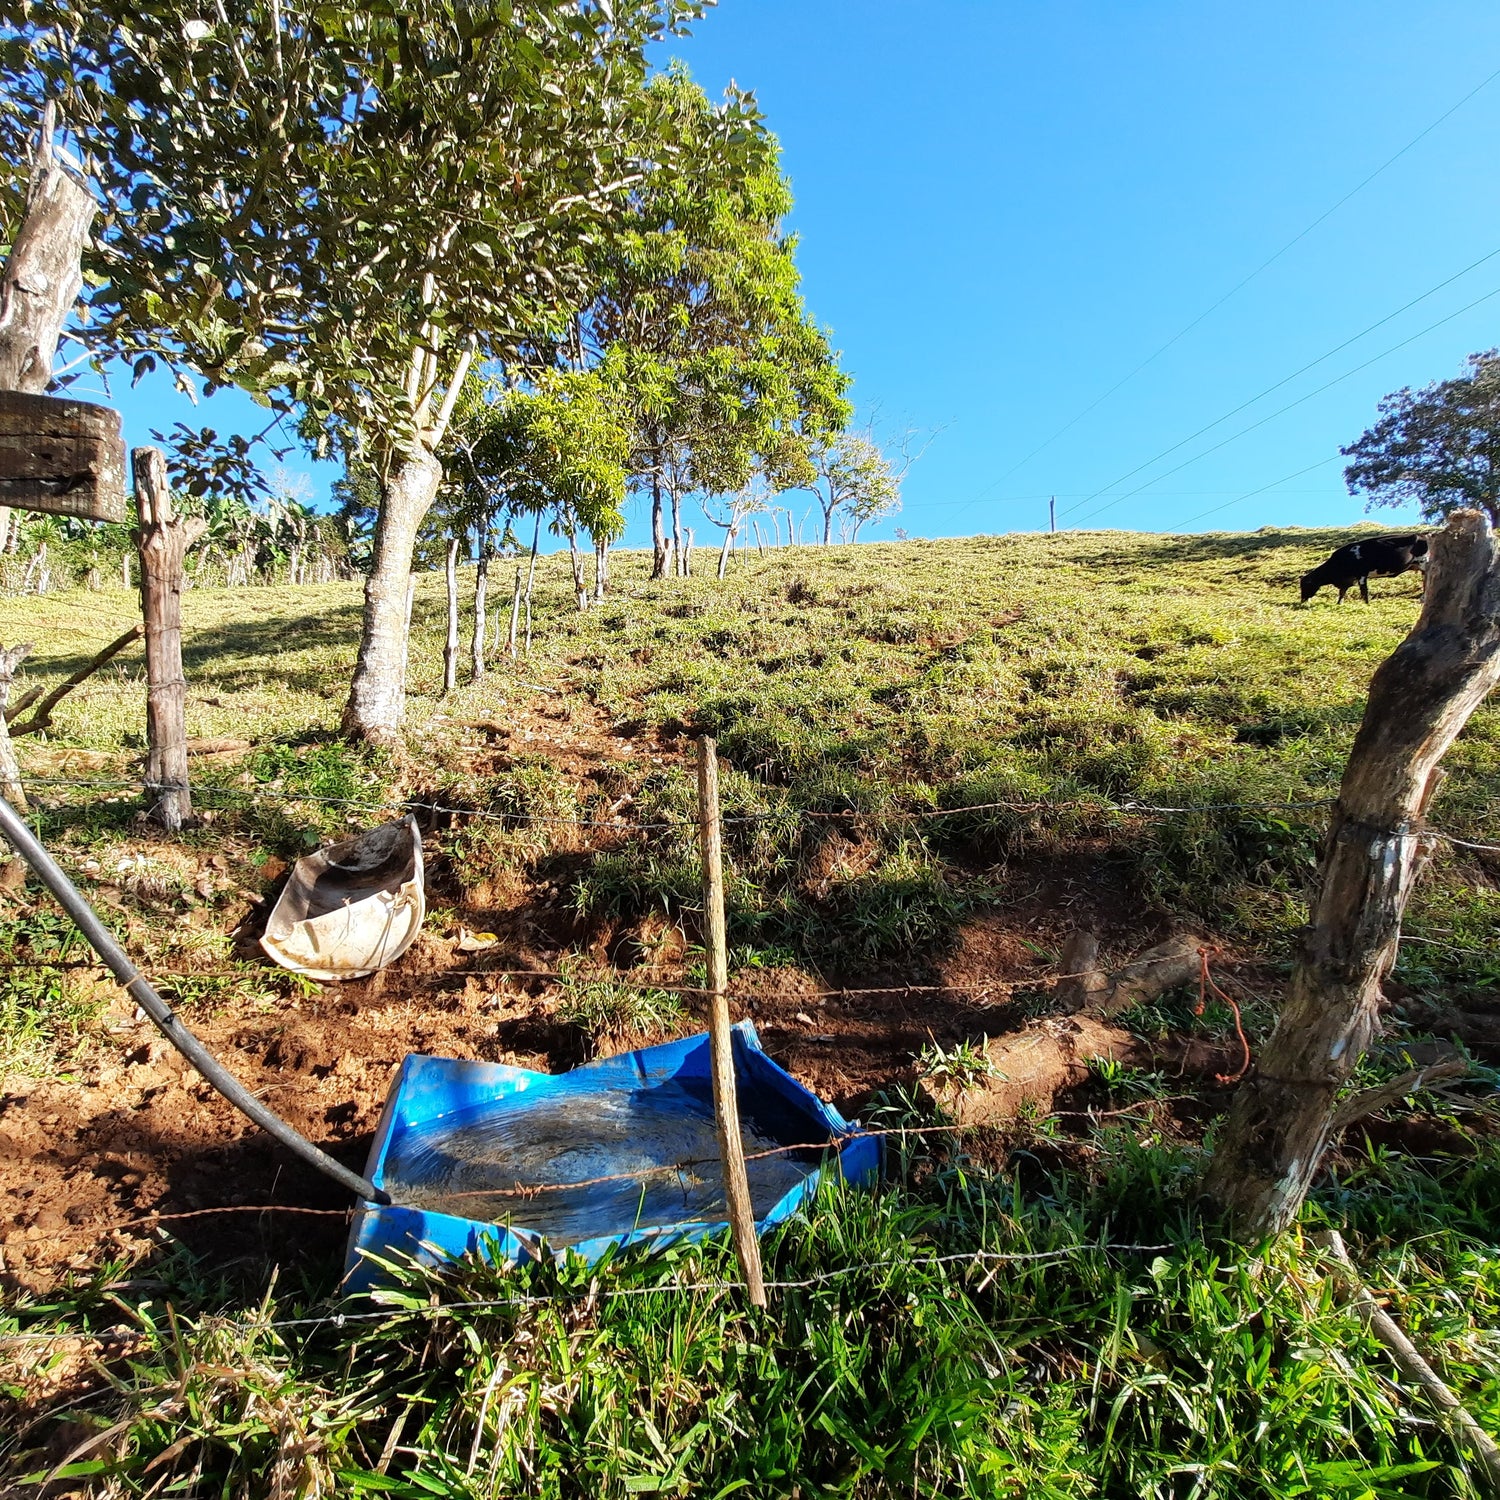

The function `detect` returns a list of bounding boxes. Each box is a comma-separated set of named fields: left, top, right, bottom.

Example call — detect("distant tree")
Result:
left=1343, top=350, right=1500, bottom=527
left=804, top=430, right=905, bottom=545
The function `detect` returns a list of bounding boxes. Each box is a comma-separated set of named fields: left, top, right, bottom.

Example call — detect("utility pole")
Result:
left=1049, top=495, right=1057, bottom=533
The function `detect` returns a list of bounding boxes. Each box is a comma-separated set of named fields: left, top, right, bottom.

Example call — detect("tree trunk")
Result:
left=593, top=537, right=608, bottom=602
left=1205, top=510, right=1500, bottom=1241
left=753, top=520, right=765, bottom=557
left=341, top=447, right=441, bottom=745
left=135, top=446, right=205, bottom=831
left=650, top=471, right=669, bottom=580
left=671, top=488, right=685, bottom=577
left=717, top=522, right=737, bottom=581
left=566, top=526, right=588, bottom=611
left=442, top=535, right=459, bottom=696
left=0, top=105, right=96, bottom=395
left=472, top=542, right=489, bottom=680
left=822, top=503, right=834, bottom=547
left=0, top=643, right=32, bottom=812
left=507, top=565, right=523, bottom=659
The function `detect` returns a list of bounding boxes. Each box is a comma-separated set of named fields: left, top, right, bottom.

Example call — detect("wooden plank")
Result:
left=0, top=390, right=126, bottom=522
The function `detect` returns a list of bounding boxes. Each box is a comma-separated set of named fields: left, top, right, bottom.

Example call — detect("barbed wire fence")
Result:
left=1, top=700, right=1495, bottom=1335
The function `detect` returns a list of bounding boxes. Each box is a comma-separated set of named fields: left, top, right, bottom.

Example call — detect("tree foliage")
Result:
left=1, top=0, right=712, bottom=461
left=582, top=70, right=850, bottom=575
left=806, top=431, right=904, bottom=544
left=1342, top=350, right=1500, bottom=527
left=445, top=371, right=632, bottom=549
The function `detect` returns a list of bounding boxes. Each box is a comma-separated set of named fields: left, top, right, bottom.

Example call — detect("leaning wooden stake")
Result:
left=1317, top=1231, right=1500, bottom=1496
left=135, top=447, right=204, bottom=831
left=697, top=735, right=767, bottom=1307
left=8, top=621, right=142, bottom=737
left=1206, top=510, right=1500, bottom=1239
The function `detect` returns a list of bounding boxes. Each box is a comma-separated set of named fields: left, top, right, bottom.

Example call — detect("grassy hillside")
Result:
left=2, top=525, right=1498, bottom=1497
left=12, top=523, right=1498, bottom=981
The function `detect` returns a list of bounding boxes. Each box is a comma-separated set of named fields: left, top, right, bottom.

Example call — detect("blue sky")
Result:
left=94, top=0, right=1500, bottom=547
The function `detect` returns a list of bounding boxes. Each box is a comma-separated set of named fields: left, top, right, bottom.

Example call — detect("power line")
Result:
left=1058, top=243, right=1500, bottom=521
left=1065, top=279, right=1500, bottom=529
left=970, top=62, right=1500, bottom=508
left=1173, top=457, right=1342, bottom=529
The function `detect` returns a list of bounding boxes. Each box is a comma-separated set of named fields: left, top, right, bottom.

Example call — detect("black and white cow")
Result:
left=1299, top=535, right=1428, bottom=604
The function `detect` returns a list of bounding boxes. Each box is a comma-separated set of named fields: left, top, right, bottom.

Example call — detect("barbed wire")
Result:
left=0, top=950, right=1234, bottom=1004
left=0, top=1239, right=1179, bottom=1348
left=17, top=771, right=1499, bottom=867
left=13, top=771, right=1347, bottom=830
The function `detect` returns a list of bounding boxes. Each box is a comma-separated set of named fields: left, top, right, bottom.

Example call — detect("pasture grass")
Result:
left=3, top=524, right=1499, bottom=1495
left=4, top=1122, right=1498, bottom=1497
left=12, top=522, right=1494, bottom=980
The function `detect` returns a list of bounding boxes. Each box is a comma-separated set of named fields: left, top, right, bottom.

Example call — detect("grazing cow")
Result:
left=1299, top=534, right=1429, bottom=604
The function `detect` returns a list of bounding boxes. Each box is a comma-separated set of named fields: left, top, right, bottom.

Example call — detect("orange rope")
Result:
left=1196, top=947, right=1252, bottom=1084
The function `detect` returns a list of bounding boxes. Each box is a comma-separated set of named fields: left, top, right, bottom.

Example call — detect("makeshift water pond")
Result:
left=345, top=1022, right=878, bottom=1288
left=261, top=817, right=424, bottom=981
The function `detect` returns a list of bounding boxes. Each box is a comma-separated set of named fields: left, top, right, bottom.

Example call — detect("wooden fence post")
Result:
left=1205, top=510, right=1500, bottom=1239
left=442, top=536, right=459, bottom=696
left=135, top=447, right=203, bottom=831
left=697, top=735, right=768, bottom=1306
left=0, top=643, right=33, bottom=811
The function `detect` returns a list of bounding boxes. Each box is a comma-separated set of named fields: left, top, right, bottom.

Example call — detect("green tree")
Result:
left=2, top=0, right=714, bottom=742
left=584, top=71, right=850, bottom=578
left=1342, top=350, right=1500, bottom=527
left=804, top=430, right=905, bottom=545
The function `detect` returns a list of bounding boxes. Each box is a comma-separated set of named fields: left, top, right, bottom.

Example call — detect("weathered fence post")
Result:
left=472, top=543, right=489, bottom=680
left=442, top=536, right=459, bottom=696
left=1205, top=510, right=1500, bottom=1239
left=135, top=447, right=204, bottom=831
left=697, top=735, right=768, bottom=1306
left=0, top=643, right=33, bottom=811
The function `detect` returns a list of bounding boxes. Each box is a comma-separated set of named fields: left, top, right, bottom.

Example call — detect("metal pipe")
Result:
left=0, top=795, right=387, bottom=1205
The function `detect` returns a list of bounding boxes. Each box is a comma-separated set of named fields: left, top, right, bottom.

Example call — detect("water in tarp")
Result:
left=385, top=1075, right=826, bottom=1244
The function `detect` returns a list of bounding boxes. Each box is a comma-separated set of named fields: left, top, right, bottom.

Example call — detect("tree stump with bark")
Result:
left=1205, top=509, right=1500, bottom=1241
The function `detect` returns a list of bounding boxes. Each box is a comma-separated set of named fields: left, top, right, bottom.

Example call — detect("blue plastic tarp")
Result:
left=345, top=1021, right=878, bottom=1289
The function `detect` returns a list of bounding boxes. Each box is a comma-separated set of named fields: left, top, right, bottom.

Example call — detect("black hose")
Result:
left=0, top=794, right=388, bottom=1205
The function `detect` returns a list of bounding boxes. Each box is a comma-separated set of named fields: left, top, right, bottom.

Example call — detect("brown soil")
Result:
left=0, top=703, right=1249, bottom=1293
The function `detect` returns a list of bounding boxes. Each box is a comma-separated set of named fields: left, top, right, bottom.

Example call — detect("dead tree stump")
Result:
left=0, top=103, right=95, bottom=395
left=135, top=447, right=205, bottom=831
left=928, top=933, right=1207, bottom=1125
left=1205, top=510, right=1500, bottom=1240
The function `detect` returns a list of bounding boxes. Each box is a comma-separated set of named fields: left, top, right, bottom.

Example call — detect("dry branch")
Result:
left=1329, top=1058, right=1470, bottom=1133
left=1316, top=1230, right=1500, bottom=1497
left=7, top=622, right=143, bottom=737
